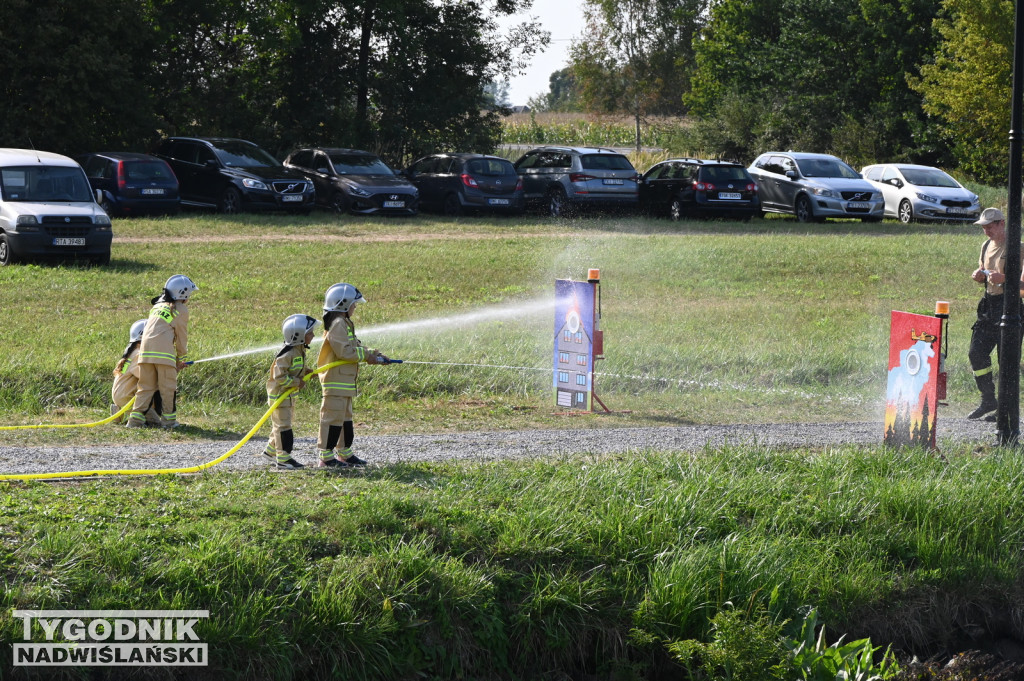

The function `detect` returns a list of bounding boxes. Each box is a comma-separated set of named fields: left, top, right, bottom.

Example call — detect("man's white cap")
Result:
left=975, top=207, right=1005, bottom=225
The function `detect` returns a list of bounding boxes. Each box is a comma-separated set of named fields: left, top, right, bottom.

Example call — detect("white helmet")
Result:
left=323, top=283, right=365, bottom=313
left=282, top=314, right=318, bottom=345
left=164, top=274, right=198, bottom=301
left=129, top=319, right=147, bottom=343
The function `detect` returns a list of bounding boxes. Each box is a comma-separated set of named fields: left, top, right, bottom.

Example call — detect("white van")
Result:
left=0, top=149, right=113, bottom=265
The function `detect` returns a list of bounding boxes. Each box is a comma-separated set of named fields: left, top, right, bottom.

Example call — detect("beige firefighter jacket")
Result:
left=267, top=344, right=309, bottom=402
left=317, top=316, right=375, bottom=397
left=138, top=301, right=189, bottom=367
left=111, top=345, right=141, bottom=407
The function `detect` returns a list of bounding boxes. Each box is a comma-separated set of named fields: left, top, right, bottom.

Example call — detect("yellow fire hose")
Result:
left=0, top=360, right=352, bottom=481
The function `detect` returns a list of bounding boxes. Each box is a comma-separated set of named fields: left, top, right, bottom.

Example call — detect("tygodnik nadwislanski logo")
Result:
left=13, top=610, right=208, bottom=667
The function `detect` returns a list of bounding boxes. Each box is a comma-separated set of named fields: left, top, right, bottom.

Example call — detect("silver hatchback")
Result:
left=514, top=146, right=639, bottom=217
left=748, top=152, right=884, bottom=222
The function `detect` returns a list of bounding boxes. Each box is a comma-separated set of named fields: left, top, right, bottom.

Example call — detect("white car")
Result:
left=861, top=163, right=980, bottom=223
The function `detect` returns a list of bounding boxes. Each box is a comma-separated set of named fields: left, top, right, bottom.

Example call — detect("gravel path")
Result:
left=0, top=417, right=998, bottom=477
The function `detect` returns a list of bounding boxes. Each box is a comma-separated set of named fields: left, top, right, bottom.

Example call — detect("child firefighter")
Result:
left=128, top=274, right=196, bottom=429
left=262, top=314, right=318, bottom=469
left=111, top=319, right=160, bottom=424
left=316, top=283, right=389, bottom=469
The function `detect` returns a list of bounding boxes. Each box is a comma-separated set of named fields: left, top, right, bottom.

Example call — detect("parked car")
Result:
left=284, top=147, right=418, bottom=215
left=0, top=148, right=112, bottom=266
left=79, top=152, right=180, bottom=217
left=861, top=163, right=980, bottom=223
left=402, top=153, right=523, bottom=216
left=514, top=146, right=639, bottom=217
left=153, top=137, right=315, bottom=214
left=747, top=152, right=884, bottom=222
left=639, top=158, right=760, bottom=220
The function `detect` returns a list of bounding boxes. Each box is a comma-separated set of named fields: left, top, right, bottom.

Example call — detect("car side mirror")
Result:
left=785, top=170, right=797, bottom=179
left=205, top=159, right=219, bottom=169
left=316, top=167, right=329, bottom=174
left=95, top=188, right=103, bottom=205
left=889, top=178, right=903, bottom=189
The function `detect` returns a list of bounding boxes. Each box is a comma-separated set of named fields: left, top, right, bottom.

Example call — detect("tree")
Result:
left=528, top=67, right=581, bottom=112
left=570, top=0, right=704, bottom=149
left=910, top=0, right=1013, bottom=183
left=0, top=0, right=156, bottom=154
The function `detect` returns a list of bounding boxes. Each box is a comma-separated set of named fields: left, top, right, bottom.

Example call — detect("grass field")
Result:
left=0, top=209, right=1019, bottom=679
left=0, top=210, right=1000, bottom=443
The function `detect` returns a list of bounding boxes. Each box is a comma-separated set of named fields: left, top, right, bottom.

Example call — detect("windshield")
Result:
left=125, top=160, right=175, bottom=182
left=795, top=157, right=860, bottom=179
left=702, top=166, right=749, bottom=182
left=581, top=154, right=634, bottom=171
left=214, top=141, right=281, bottom=168
left=901, top=167, right=960, bottom=188
left=329, top=154, right=393, bottom=175
left=466, top=158, right=516, bottom=176
left=0, top=165, right=94, bottom=202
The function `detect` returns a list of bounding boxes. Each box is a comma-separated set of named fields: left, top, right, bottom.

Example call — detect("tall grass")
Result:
left=0, top=214, right=996, bottom=441
left=1, top=445, right=1022, bottom=678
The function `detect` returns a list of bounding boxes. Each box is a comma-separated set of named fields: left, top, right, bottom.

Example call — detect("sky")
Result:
left=495, top=0, right=589, bottom=106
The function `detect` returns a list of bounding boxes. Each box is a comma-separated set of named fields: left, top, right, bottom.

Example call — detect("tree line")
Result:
left=536, top=0, right=1013, bottom=185
left=0, top=0, right=546, bottom=166
left=0, top=0, right=1013, bottom=182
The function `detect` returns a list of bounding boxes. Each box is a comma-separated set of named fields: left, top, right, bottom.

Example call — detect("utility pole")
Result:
left=997, top=0, right=1024, bottom=445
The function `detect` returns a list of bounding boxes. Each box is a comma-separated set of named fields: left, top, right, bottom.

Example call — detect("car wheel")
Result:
left=669, top=198, right=684, bottom=222
left=220, top=187, right=242, bottom=214
left=443, top=193, right=462, bottom=217
left=98, top=194, right=115, bottom=217
left=330, top=192, right=348, bottom=214
left=0, top=233, right=16, bottom=266
left=91, top=251, right=111, bottom=266
left=898, top=199, right=913, bottom=224
left=548, top=188, right=571, bottom=218
left=795, top=195, right=815, bottom=223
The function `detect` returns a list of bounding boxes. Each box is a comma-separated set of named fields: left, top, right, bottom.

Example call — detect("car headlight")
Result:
left=242, top=178, right=268, bottom=190
left=915, top=192, right=938, bottom=204
left=94, top=214, right=111, bottom=227
left=970, top=195, right=980, bottom=206
left=15, top=215, right=39, bottom=231
left=811, top=187, right=835, bottom=198
left=350, top=187, right=371, bottom=197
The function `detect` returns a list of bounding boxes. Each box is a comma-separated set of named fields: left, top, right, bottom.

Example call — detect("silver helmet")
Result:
left=282, top=314, right=319, bottom=346
left=129, top=319, right=147, bottom=343
left=164, top=274, right=198, bottom=301
left=323, top=283, right=364, bottom=314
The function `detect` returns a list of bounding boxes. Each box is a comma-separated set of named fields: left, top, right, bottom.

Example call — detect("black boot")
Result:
left=968, top=373, right=998, bottom=419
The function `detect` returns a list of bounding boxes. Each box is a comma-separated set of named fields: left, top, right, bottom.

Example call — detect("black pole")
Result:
left=997, top=0, right=1024, bottom=445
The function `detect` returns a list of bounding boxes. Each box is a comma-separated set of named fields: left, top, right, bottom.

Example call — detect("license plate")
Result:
left=53, top=238, right=85, bottom=246
left=603, top=178, right=624, bottom=185
left=383, top=201, right=405, bottom=208
left=488, top=198, right=509, bottom=205
left=141, top=188, right=164, bottom=195
left=718, top=192, right=741, bottom=200
left=282, top=195, right=302, bottom=202
left=847, top=201, right=870, bottom=210
left=947, top=207, right=969, bottom=215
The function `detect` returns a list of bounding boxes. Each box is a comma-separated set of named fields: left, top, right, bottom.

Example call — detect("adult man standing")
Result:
left=968, top=208, right=1024, bottom=419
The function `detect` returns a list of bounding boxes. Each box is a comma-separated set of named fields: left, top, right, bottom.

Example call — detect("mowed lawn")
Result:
left=0, top=211, right=992, bottom=443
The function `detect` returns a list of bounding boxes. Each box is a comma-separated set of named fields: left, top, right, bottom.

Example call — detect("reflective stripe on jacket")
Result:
left=138, top=301, right=189, bottom=366
left=317, top=317, right=373, bottom=397
left=267, top=345, right=307, bottom=401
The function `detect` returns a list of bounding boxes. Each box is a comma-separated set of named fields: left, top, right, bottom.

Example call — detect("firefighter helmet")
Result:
left=282, top=314, right=318, bottom=346
left=323, top=283, right=364, bottom=313
left=164, top=274, right=198, bottom=301
left=129, top=319, right=147, bottom=343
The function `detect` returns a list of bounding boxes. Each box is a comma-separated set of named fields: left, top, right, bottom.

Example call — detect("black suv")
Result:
left=153, top=137, right=315, bottom=214
left=284, top=147, right=418, bottom=215
left=639, top=158, right=760, bottom=220
left=513, top=146, right=639, bottom=217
